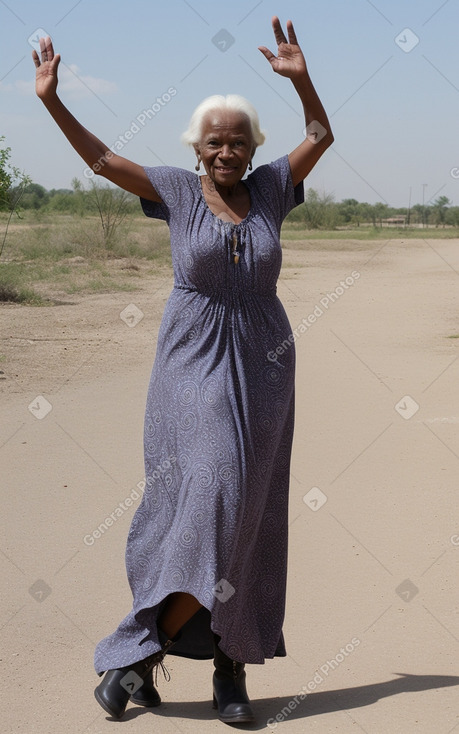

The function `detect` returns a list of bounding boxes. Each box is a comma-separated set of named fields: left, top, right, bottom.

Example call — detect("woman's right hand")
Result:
left=32, top=36, right=60, bottom=101
left=30, top=36, right=162, bottom=202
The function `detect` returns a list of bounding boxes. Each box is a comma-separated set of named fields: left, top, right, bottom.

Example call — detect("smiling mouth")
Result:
left=215, top=166, right=237, bottom=172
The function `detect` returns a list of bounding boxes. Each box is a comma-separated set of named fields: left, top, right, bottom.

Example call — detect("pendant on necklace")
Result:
left=231, top=231, right=240, bottom=265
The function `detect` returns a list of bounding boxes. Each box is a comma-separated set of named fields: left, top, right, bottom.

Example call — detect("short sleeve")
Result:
left=249, top=154, right=304, bottom=226
left=139, top=166, right=195, bottom=223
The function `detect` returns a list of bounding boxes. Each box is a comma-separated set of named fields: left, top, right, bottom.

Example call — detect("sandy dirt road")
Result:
left=1, top=238, right=458, bottom=733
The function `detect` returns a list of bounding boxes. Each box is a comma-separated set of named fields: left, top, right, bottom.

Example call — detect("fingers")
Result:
left=258, top=45, right=275, bottom=63
left=46, top=36, right=56, bottom=59
left=271, top=15, right=287, bottom=46
left=39, top=36, right=46, bottom=60
left=33, top=36, right=59, bottom=69
left=38, top=35, right=54, bottom=64
left=271, top=16, right=299, bottom=48
left=286, top=19, right=299, bottom=45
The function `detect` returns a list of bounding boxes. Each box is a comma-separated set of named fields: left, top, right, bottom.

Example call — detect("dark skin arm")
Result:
left=32, top=36, right=161, bottom=202
left=259, top=16, right=334, bottom=186
left=33, top=21, right=331, bottom=197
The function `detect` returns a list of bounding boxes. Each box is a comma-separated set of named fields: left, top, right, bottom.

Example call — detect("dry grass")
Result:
left=1, top=212, right=457, bottom=304
left=0, top=213, right=172, bottom=303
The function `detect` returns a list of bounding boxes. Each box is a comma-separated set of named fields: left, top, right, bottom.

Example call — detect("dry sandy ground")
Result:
left=1, top=238, right=459, bottom=734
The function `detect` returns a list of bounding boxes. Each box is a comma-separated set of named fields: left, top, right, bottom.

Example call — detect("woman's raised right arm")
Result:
left=32, top=36, right=162, bottom=202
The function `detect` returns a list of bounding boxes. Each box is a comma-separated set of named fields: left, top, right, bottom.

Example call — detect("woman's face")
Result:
left=195, top=110, right=254, bottom=189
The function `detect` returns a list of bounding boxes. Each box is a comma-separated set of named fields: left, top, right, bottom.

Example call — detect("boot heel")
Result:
left=94, top=635, right=177, bottom=719
left=94, top=669, right=130, bottom=719
left=212, top=634, right=255, bottom=723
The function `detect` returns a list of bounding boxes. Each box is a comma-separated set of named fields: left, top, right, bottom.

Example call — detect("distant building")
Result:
left=382, top=215, right=406, bottom=226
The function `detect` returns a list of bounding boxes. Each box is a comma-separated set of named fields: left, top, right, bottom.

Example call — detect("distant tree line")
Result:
left=1, top=135, right=457, bottom=228
left=0, top=139, right=138, bottom=219
left=4, top=178, right=140, bottom=216
left=2, top=181, right=455, bottom=228
left=285, top=189, right=458, bottom=228
left=0, top=143, right=457, bottom=232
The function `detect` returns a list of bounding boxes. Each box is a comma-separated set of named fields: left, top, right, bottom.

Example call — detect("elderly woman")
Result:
left=33, top=16, right=333, bottom=725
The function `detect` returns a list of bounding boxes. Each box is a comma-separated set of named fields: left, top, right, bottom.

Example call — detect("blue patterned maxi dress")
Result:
left=94, top=154, right=304, bottom=673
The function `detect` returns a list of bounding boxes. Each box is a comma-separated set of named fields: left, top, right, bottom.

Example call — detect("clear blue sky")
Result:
left=0, top=0, right=458, bottom=207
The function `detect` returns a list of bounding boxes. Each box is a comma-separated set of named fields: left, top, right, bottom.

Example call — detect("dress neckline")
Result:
left=196, top=172, right=255, bottom=227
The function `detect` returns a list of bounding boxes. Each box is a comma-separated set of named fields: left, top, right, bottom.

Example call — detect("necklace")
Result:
left=203, top=177, right=242, bottom=265
left=231, top=231, right=240, bottom=265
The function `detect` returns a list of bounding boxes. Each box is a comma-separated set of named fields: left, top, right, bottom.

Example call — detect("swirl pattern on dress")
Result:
left=94, top=155, right=304, bottom=673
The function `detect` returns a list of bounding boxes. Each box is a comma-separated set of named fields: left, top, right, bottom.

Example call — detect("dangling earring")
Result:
left=195, top=156, right=201, bottom=172
left=248, top=160, right=253, bottom=171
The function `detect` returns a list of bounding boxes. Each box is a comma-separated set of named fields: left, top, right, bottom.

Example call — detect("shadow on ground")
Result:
left=109, top=672, right=459, bottom=728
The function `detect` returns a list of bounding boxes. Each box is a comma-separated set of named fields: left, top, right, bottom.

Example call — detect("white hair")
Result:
left=180, top=94, right=266, bottom=150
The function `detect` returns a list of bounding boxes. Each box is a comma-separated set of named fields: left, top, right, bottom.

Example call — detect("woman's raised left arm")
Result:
left=259, top=16, right=334, bottom=186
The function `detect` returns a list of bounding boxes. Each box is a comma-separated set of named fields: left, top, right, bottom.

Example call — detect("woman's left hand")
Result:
left=258, top=16, right=307, bottom=81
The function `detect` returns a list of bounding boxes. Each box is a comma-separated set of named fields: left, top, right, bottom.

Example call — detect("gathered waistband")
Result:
left=173, top=283, right=277, bottom=298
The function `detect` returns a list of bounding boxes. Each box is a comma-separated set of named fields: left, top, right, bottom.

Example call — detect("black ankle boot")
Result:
left=130, top=669, right=161, bottom=707
left=212, top=634, right=255, bottom=724
left=94, top=636, right=175, bottom=719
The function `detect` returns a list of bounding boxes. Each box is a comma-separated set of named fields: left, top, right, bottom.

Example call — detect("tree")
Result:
left=87, top=180, right=136, bottom=245
left=445, top=206, right=459, bottom=227
left=356, top=202, right=374, bottom=226
left=0, top=145, right=12, bottom=210
left=431, top=196, right=450, bottom=227
left=0, top=136, right=31, bottom=258
left=71, top=177, right=88, bottom=217
left=371, top=202, right=389, bottom=228
left=305, top=188, right=338, bottom=228
left=411, top=204, right=424, bottom=226
left=9, top=182, right=49, bottom=210
left=338, top=198, right=362, bottom=226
